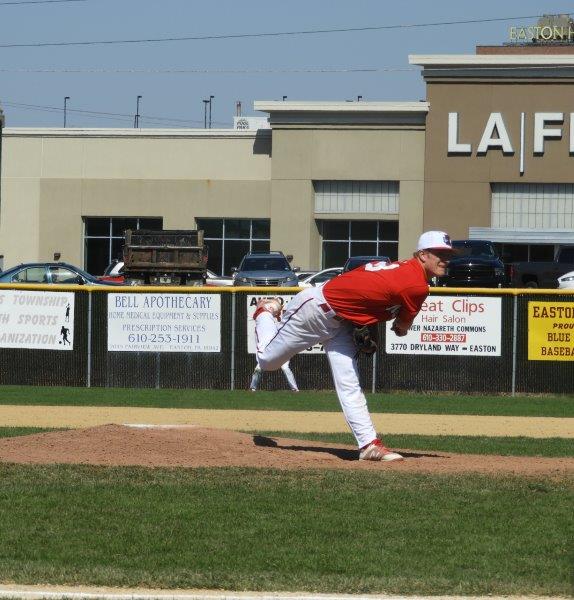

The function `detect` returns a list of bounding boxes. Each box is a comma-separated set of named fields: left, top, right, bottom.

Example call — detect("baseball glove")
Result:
left=352, top=325, right=378, bottom=355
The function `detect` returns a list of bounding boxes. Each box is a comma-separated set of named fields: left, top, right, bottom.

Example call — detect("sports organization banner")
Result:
left=246, top=294, right=324, bottom=354
left=527, top=301, right=574, bottom=361
left=0, top=289, right=74, bottom=350
left=107, top=293, right=221, bottom=352
left=385, top=296, right=502, bottom=356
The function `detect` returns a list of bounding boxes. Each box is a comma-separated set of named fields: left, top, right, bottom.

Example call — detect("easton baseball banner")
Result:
left=246, top=295, right=324, bottom=354
left=527, top=301, right=574, bottom=361
left=385, top=296, right=502, bottom=356
left=107, top=293, right=221, bottom=352
left=0, top=290, right=74, bottom=350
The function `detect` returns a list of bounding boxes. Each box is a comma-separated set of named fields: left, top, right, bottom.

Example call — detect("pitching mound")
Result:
left=0, top=424, right=571, bottom=476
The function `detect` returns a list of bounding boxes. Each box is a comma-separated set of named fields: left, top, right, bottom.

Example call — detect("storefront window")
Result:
left=320, top=220, right=399, bottom=268
left=83, top=217, right=163, bottom=275
left=196, top=218, right=271, bottom=275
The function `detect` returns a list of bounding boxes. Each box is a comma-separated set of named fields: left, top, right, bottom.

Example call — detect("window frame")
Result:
left=83, top=216, right=163, bottom=275
left=196, top=218, right=271, bottom=276
left=319, top=220, right=399, bottom=268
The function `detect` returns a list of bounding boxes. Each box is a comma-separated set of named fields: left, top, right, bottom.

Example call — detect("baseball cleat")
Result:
left=253, top=297, right=283, bottom=321
left=359, top=439, right=403, bottom=462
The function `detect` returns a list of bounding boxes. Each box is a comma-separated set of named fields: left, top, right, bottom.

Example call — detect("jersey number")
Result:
left=365, top=262, right=400, bottom=272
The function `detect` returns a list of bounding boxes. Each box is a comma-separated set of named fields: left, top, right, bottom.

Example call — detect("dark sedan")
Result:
left=0, top=262, right=122, bottom=285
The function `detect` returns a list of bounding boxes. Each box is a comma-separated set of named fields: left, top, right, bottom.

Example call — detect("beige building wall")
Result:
left=0, top=106, right=427, bottom=273
left=0, top=129, right=272, bottom=268
left=423, top=79, right=574, bottom=236
left=269, top=125, right=426, bottom=267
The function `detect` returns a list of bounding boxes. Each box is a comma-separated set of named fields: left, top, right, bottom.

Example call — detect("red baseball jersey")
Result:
left=322, top=257, right=429, bottom=326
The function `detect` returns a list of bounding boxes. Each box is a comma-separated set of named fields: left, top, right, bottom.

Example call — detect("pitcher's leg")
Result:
left=255, top=288, right=329, bottom=371
left=324, top=327, right=377, bottom=448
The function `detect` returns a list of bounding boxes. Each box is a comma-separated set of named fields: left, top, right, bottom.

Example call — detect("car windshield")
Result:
left=241, top=257, right=291, bottom=271
left=452, top=241, right=495, bottom=258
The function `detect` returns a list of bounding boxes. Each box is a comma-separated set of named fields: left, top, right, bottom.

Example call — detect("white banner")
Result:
left=107, top=293, right=221, bottom=352
left=247, top=294, right=324, bottom=354
left=385, top=296, right=502, bottom=356
left=0, top=290, right=74, bottom=350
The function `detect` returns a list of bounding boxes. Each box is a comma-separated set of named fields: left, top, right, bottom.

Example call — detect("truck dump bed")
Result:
left=123, top=229, right=207, bottom=285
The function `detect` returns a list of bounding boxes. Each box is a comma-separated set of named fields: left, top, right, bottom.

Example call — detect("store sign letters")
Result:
left=107, top=293, right=221, bottom=352
left=448, top=111, right=574, bottom=173
left=385, top=296, right=502, bottom=356
left=527, top=301, right=574, bottom=361
left=0, top=290, right=74, bottom=350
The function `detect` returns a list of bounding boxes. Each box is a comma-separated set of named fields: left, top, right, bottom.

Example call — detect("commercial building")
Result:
left=1, top=21, right=573, bottom=276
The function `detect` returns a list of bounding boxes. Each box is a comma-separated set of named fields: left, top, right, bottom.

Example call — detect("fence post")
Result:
left=230, top=291, right=236, bottom=390
left=155, top=353, right=161, bottom=389
left=86, top=291, right=92, bottom=388
left=372, top=349, right=377, bottom=394
left=511, top=294, right=518, bottom=396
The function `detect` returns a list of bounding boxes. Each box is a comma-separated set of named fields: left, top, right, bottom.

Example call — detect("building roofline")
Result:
left=254, top=101, right=429, bottom=113
left=409, top=54, right=574, bottom=66
left=1, top=128, right=267, bottom=138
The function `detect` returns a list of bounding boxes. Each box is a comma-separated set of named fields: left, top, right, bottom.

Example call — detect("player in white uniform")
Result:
left=253, top=231, right=456, bottom=461
left=249, top=360, right=299, bottom=392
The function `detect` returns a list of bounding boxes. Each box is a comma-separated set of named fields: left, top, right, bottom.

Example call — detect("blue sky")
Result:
left=0, top=0, right=571, bottom=127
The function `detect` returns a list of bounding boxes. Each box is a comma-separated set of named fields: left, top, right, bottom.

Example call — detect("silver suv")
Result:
left=233, top=251, right=299, bottom=287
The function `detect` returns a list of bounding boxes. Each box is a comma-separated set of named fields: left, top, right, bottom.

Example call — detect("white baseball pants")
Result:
left=255, top=286, right=377, bottom=448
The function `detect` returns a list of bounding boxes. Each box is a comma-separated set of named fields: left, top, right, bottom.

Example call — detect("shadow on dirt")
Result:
left=252, top=435, right=445, bottom=461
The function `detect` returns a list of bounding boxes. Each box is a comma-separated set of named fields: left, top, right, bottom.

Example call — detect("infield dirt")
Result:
left=0, top=424, right=572, bottom=476
left=0, top=405, right=572, bottom=437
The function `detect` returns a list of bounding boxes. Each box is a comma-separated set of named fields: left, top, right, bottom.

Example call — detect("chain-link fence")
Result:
left=0, top=286, right=571, bottom=394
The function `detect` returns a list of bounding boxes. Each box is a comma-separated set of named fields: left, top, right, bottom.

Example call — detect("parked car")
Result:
left=298, top=267, right=343, bottom=288
left=436, top=240, right=506, bottom=288
left=342, top=255, right=390, bottom=273
left=0, top=262, right=122, bottom=285
left=98, top=260, right=233, bottom=286
left=204, top=269, right=234, bottom=287
left=99, top=260, right=125, bottom=283
left=557, top=270, right=574, bottom=289
left=507, top=245, right=574, bottom=288
left=296, top=270, right=318, bottom=282
left=232, top=251, right=299, bottom=287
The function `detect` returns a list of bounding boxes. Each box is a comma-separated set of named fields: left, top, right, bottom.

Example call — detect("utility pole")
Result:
left=63, top=96, right=70, bottom=127
left=203, top=99, right=209, bottom=128
left=134, top=95, right=142, bottom=128
left=208, top=95, right=214, bottom=129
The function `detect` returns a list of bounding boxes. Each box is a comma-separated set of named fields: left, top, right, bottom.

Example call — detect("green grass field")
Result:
left=0, top=464, right=571, bottom=596
left=1, top=385, right=573, bottom=416
left=0, top=387, right=571, bottom=595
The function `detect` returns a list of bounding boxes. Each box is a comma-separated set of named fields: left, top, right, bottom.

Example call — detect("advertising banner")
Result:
left=385, top=296, right=502, bottom=356
left=528, top=301, right=574, bottom=361
left=246, top=294, right=324, bottom=354
left=107, top=293, right=221, bottom=352
left=0, top=290, right=74, bottom=350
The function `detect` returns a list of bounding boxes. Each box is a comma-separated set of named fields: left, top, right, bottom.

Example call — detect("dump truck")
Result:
left=122, top=229, right=208, bottom=286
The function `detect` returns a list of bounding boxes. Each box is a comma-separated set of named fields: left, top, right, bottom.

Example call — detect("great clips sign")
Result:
left=448, top=111, right=573, bottom=174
